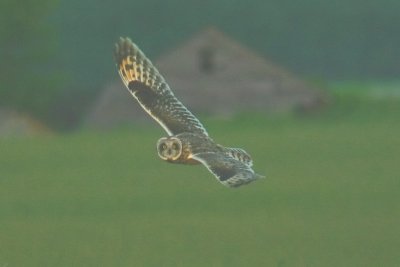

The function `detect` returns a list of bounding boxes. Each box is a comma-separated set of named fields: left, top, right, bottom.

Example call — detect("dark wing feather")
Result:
left=114, top=37, right=208, bottom=136
left=224, top=147, right=253, bottom=167
left=192, top=152, right=264, bottom=188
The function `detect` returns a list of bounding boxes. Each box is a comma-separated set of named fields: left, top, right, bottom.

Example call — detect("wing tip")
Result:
left=255, top=173, right=266, bottom=179
left=113, top=37, right=136, bottom=65
left=223, top=172, right=265, bottom=188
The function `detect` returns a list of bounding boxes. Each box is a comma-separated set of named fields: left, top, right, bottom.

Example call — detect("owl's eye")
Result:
left=172, top=143, right=179, bottom=151
left=162, top=144, right=167, bottom=150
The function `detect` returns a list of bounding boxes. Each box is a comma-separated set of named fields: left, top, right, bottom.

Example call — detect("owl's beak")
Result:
left=166, top=149, right=173, bottom=156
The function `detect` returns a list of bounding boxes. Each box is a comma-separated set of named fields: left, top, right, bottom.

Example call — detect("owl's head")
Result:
left=157, top=137, right=182, bottom=161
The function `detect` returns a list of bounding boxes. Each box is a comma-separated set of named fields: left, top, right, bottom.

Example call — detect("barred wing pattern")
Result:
left=114, top=37, right=208, bottom=136
left=224, top=147, right=253, bottom=167
left=192, top=152, right=264, bottom=188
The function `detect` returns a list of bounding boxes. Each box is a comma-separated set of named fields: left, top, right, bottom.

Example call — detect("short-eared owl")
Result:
left=114, top=37, right=264, bottom=187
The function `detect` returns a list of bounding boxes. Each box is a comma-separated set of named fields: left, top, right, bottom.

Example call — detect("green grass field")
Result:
left=1, top=93, right=400, bottom=266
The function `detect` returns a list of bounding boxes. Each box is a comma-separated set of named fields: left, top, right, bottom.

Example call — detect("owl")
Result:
left=113, top=37, right=264, bottom=187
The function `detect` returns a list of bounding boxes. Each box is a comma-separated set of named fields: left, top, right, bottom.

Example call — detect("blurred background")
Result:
left=1, top=0, right=399, bottom=266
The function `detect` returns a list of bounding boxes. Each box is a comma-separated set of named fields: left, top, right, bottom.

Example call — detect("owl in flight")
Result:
left=114, top=37, right=264, bottom=187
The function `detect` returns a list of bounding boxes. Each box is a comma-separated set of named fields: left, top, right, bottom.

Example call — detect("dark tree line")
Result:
left=0, top=0, right=65, bottom=123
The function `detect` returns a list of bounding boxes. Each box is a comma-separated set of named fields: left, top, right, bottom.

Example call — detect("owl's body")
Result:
left=158, top=133, right=217, bottom=164
left=114, top=37, right=264, bottom=187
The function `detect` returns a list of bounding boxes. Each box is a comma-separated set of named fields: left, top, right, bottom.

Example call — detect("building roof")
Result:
left=156, top=27, right=326, bottom=114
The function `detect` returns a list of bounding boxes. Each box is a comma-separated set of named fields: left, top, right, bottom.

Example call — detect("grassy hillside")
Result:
left=1, top=96, right=400, bottom=266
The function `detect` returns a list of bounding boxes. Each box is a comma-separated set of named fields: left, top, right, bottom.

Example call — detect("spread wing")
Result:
left=113, top=37, right=208, bottom=136
left=192, top=152, right=264, bottom=188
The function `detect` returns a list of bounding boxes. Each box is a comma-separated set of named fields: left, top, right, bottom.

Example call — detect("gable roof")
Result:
left=155, top=27, right=326, bottom=114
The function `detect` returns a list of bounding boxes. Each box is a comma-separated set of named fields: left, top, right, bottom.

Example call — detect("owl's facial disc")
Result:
left=157, top=137, right=182, bottom=161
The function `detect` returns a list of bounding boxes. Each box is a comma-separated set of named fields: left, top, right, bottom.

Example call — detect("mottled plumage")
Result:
left=114, top=37, right=264, bottom=187
left=114, top=38, right=207, bottom=136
